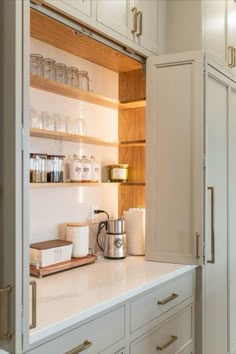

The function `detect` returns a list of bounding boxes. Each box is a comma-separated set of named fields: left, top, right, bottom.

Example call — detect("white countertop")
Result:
left=30, top=255, right=196, bottom=344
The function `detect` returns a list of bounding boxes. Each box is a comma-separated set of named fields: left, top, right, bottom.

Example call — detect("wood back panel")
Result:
left=119, top=69, right=146, bottom=102
left=118, top=185, right=145, bottom=217
left=119, top=107, right=146, bottom=142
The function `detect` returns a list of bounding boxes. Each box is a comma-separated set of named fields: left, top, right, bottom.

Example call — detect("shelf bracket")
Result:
left=0, top=285, right=12, bottom=342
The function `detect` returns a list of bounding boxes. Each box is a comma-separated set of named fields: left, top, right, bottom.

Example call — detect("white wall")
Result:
left=29, top=38, right=119, bottom=251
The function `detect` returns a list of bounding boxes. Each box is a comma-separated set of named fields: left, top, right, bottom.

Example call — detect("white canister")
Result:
left=123, top=208, right=145, bottom=255
left=66, top=222, right=89, bottom=257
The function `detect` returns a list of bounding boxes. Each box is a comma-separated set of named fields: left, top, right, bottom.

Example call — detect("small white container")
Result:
left=30, top=239, right=73, bottom=267
left=66, top=222, right=89, bottom=258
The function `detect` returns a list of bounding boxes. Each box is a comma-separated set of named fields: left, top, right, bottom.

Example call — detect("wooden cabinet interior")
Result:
left=118, top=70, right=146, bottom=216
left=30, top=7, right=146, bottom=217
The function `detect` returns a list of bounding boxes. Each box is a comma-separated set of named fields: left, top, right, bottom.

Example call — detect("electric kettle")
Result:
left=97, top=218, right=127, bottom=259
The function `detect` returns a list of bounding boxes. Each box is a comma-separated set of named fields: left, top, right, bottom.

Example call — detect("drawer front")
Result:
left=27, top=306, right=125, bottom=354
left=130, top=272, right=194, bottom=332
left=130, top=305, right=193, bottom=354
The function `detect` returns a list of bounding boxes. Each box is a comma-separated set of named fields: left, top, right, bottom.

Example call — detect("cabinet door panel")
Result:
left=146, top=51, right=204, bottom=265
left=131, top=0, right=159, bottom=54
left=43, top=0, right=91, bottom=17
left=204, top=0, right=226, bottom=66
left=227, top=0, right=236, bottom=74
left=96, top=0, right=131, bottom=38
left=228, top=86, right=236, bottom=354
left=205, top=67, right=228, bottom=354
left=130, top=306, right=193, bottom=354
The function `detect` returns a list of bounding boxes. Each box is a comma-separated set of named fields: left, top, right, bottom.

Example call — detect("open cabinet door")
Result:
left=0, top=1, right=30, bottom=353
left=145, top=51, right=204, bottom=265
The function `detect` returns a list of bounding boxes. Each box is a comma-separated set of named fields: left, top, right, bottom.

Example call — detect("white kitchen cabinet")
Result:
left=41, top=0, right=166, bottom=56
left=130, top=305, right=194, bottom=354
left=228, top=85, right=236, bottom=354
left=145, top=51, right=234, bottom=354
left=227, top=0, right=236, bottom=74
left=25, top=307, right=125, bottom=354
left=97, top=0, right=166, bottom=55
left=204, top=65, right=228, bottom=354
left=130, top=0, right=165, bottom=54
left=146, top=51, right=204, bottom=265
left=96, top=0, right=131, bottom=39
left=42, top=0, right=92, bottom=18
left=204, top=0, right=227, bottom=66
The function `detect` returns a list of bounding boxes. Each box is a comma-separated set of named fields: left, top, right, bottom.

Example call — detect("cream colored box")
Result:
left=30, top=239, right=73, bottom=267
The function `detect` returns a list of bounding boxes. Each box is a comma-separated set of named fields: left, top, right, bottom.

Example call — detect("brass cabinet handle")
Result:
left=195, top=232, right=200, bottom=259
left=131, top=7, right=138, bottom=33
left=0, top=285, right=12, bottom=341
left=157, top=293, right=179, bottom=305
left=65, top=340, right=92, bottom=354
left=136, top=10, right=143, bottom=36
left=228, top=46, right=235, bottom=67
left=29, top=281, right=37, bottom=329
left=207, top=186, right=215, bottom=264
left=156, top=335, right=178, bottom=351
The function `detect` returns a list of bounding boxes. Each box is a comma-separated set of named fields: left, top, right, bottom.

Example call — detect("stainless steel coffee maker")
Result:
left=97, top=218, right=127, bottom=259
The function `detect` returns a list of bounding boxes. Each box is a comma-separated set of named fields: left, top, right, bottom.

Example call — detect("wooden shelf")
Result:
left=30, top=182, right=145, bottom=188
left=30, top=128, right=118, bottom=147
left=30, top=74, right=146, bottom=110
left=30, top=182, right=120, bottom=188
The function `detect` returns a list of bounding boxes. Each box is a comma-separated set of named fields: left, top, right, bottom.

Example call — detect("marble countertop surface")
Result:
left=30, top=255, right=196, bottom=344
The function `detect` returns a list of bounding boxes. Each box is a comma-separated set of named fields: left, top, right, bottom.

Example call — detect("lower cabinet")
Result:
left=130, top=305, right=193, bottom=354
left=26, top=271, right=195, bottom=354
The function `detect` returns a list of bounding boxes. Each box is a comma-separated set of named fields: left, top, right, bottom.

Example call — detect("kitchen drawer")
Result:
left=130, top=305, right=193, bottom=354
left=26, top=306, right=125, bottom=354
left=130, top=272, right=194, bottom=332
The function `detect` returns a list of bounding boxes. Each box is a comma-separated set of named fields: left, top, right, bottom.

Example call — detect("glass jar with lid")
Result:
left=66, top=67, right=79, bottom=87
left=55, top=63, right=67, bottom=83
left=81, top=155, right=91, bottom=182
left=47, top=155, right=65, bottom=183
left=42, top=58, right=56, bottom=80
left=78, top=71, right=90, bottom=91
left=30, top=53, right=43, bottom=76
left=90, top=156, right=100, bottom=183
left=69, top=154, right=83, bottom=182
left=30, top=153, right=47, bottom=183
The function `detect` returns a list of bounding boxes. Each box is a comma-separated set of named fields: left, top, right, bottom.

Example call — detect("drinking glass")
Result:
left=55, top=63, right=67, bottom=83
left=30, top=54, right=43, bottom=76
left=66, top=67, right=79, bottom=87
left=78, top=71, right=90, bottom=91
left=42, top=58, right=56, bottom=80
left=54, top=113, right=67, bottom=133
left=74, top=117, right=87, bottom=135
left=30, top=106, right=40, bottom=129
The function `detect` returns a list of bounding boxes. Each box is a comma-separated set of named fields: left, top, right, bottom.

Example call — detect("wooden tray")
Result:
left=30, top=254, right=97, bottom=278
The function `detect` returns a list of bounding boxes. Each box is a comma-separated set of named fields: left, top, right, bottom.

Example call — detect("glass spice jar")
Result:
left=81, top=155, right=91, bottom=182
left=42, top=58, right=56, bottom=80
left=66, top=67, right=79, bottom=87
left=69, top=154, right=83, bottom=182
left=55, top=63, right=67, bottom=83
left=47, top=155, right=65, bottom=183
left=90, top=156, right=100, bottom=183
left=30, top=53, right=43, bottom=76
left=78, top=71, right=90, bottom=91
left=30, top=153, right=47, bottom=183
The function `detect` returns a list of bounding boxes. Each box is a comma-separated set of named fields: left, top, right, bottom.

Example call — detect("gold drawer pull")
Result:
left=65, top=340, right=92, bottom=354
left=157, top=293, right=179, bottom=305
left=156, top=335, right=178, bottom=351
left=0, top=285, right=12, bottom=342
